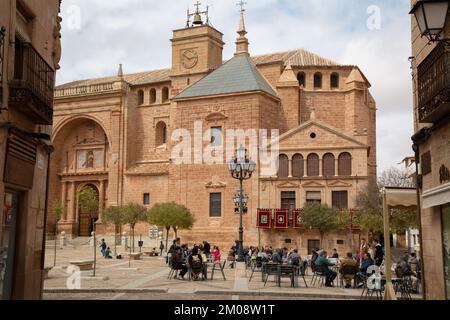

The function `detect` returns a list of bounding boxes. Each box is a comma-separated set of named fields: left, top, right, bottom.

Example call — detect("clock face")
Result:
left=181, top=49, right=198, bottom=69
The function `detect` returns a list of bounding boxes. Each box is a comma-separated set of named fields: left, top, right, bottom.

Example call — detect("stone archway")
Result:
left=77, top=184, right=99, bottom=237
left=49, top=117, right=109, bottom=238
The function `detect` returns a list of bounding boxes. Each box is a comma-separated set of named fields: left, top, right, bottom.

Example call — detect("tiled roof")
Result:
left=174, top=54, right=278, bottom=100
left=56, top=49, right=340, bottom=89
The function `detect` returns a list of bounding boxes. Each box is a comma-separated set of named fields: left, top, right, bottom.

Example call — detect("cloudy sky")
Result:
left=58, top=0, right=414, bottom=175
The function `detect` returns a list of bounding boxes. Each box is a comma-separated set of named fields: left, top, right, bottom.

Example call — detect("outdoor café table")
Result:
left=210, top=259, right=227, bottom=281
left=263, top=263, right=281, bottom=287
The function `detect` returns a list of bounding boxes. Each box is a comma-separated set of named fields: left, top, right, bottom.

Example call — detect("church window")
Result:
left=307, top=153, right=319, bottom=177
left=297, top=72, right=306, bottom=88
left=138, top=90, right=144, bottom=105
left=143, top=193, right=150, bottom=206
left=323, top=153, right=335, bottom=177
left=338, top=152, right=352, bottom=176
left=306, top=191, right=321, bottom=205
left=314, top=73, right=322, bottom=89
left=210, top=127, right=222, bottom=147
left=278, top=154, right=289, bottom=178
left=155, top=121, right=167, bottom=146
left=150, top=88, right=156, bottom=104
left=332, top=191, right=348, bottom=210
left=210, top=193, right=222, bottom=217
left=292, top=154, right=304, bottom=178
left=162, top=87, right=169, bottom=103
left=331, top=73, right=339, bottom=89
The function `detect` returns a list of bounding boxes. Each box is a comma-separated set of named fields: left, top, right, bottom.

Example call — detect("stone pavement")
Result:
left=43, top=246, right=420, bottom=300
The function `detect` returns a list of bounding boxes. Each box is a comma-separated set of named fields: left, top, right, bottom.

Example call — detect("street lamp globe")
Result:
left=410, top=0, right=449, bottom=42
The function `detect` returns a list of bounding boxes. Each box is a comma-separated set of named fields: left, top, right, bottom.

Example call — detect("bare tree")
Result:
left=378, top=167, right=415, bottom=188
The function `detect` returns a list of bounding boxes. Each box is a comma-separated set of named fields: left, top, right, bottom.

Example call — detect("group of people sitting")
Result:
left=167, top=238, right=221, bottom=281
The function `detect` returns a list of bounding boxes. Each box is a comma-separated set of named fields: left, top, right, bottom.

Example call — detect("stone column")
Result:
left=61, top=181, right=67, bottom=222
left=66, top=181, right=76, bottom=222
left=98, top=180, right=104, bottom=223
left=71, top=182, right=77, bottom=222
left=288, top=159, right=293, bottom=178
left=319, top=158, right=323, bottom=177
left=335, top=158, right=339, bottom=176
left=303, top=158, right=307, bottom=178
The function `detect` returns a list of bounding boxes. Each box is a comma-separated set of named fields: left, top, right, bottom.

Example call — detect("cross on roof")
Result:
left=194, top=1, right=202, bottom=12
left=237, top=0, right=247, bottom=13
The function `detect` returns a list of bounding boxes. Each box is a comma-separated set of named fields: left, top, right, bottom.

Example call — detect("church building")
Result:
left=49, top=4, right=377, bottom=255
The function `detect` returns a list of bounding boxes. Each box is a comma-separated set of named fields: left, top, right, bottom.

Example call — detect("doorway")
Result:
left=77, top=184, right=99, bottom=237
left=308, top=240, right=320, bottom=255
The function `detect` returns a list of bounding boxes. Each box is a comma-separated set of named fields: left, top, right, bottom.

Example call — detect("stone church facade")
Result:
left=49, top=7, right=377, bottom=255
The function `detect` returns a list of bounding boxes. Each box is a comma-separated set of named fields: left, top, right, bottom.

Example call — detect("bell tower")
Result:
left=170, top=2, right=225, bottom=96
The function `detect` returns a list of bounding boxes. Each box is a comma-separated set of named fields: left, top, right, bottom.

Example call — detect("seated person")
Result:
left=339, top=252, right=359, bottom=288
left=288, top=249, right=301, bottom=266
left=151, top=248, right=157, bottom=256
left=104, top=247, right=113, bottom=259
left=357, top=253, right=374, bottom=287
left=271, top=249, right=282, bottom=264
left=186, top=247, right=204, bottom=280
left=172, top=249, right=187, bottom=280
left=315, top=251, right=337, bottom=287
left=211, top=246, right=221, bottom=262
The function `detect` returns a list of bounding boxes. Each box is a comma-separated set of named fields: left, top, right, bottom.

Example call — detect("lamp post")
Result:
left=227, top=145, right=256, bottom=262
left=410, top=0, right=449, bottom=42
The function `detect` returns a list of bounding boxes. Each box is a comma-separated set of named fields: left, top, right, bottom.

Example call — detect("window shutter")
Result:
left=332, top=191, right=348, bottom=209
left=338, top=153, right=352, bottom=176
left=278, top=154, right=289, bottom=177
left=307, top=154, right=319, bottom=176
left=210, top=193, right=222, bottom=217
left=292, top=154, right=304, bottom=178
left=323, top=153, right=335, bottom=177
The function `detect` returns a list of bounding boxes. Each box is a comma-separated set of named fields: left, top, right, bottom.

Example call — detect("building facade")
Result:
left=49, top=7, right=376, bottom=257
left=410, top=1, right=450, bottom=300
left=0, top=0, right=61, bottom=299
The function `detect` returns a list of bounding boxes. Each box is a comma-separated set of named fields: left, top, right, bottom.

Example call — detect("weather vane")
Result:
left=237, top=0, right=247, bottom=13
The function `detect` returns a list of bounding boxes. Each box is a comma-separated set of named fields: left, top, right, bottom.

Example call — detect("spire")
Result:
left=235, top=1, right=249, bottom=56
left=277, top=61, right=298, bottom=86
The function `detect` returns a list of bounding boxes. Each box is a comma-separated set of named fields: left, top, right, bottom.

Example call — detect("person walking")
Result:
left=159, top=241, right=165, bottom=256
left=100, top=239, right=107, bottom=257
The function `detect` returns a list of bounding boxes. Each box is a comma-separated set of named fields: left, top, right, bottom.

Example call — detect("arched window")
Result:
left=314, top=73, right=322, bottom=89
left=162, top=87, right=169, bottom=103
left=297, top=72, right=306, bottom=88
left=331, top=73, right=339, bottom=89
left=150, top=88, right=156, bottom=104
left=278, top=154, right=289, bottom=178
left=307, top=153, right=319, bottom=177
left=292, top=154, right=304, bottom=178
left=323, top=153, right=335, bottom=177
left=338, top=152, right=352, bottom=176
left=155, top=121, right=167, bottom=146
left=137, top=90, right=144, bottom=105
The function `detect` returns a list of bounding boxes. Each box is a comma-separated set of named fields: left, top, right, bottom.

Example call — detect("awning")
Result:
left=422, top=182, right=450, bottom=209
left=384, top=187, right=418, bottom=209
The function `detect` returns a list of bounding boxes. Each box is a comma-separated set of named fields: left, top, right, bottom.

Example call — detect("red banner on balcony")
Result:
left=274, top=209, right=288, bottom=229
left=293, top=209, right=304, bottom=229
left=257, top=209, right=272, bottom=229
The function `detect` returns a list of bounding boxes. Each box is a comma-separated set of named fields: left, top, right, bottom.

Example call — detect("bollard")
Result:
left=60, top=231, right=66, bottom=249
left=90, top=231, right=95, bottom=247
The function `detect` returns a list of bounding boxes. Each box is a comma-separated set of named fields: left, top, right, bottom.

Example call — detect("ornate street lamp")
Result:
left=410, top=0, right=449, bottom=42
left=227, top=145, right=256, bottom=262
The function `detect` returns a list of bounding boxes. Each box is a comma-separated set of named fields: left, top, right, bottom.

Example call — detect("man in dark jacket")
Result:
left=315, top=251, right=337, bottom=287
left=203, top=241, right=211, bottom=256
left=374, top=239, right=384, bottom=266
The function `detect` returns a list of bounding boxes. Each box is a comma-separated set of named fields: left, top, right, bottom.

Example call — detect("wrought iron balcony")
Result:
left=8, top=43, right=55, bottom=125
left=417, top=42, right=450, bottom=123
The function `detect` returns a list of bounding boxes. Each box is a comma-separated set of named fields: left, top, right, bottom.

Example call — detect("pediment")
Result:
left=277, top=181, right=301, bottom=189
left=302, top=181, right=325, bottom=188
left=205, top=111, right=228, bottom=122
left=205, top=175, right=227, bottom=189
left=327, top=180, right=353, bottom=188
left=273, top=120, right=368, bottom=150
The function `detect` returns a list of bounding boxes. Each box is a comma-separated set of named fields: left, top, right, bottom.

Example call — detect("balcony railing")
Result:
left=8, top=43, right=55, bottom=125
left=417, top=42, right=450, bottom=123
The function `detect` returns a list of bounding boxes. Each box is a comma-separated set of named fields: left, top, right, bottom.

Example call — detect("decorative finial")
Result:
left=118, top=64, right=123, bottom=78
left=235, top=1, right=249, bottom=56
left=310, top=107, right=316, bottom=120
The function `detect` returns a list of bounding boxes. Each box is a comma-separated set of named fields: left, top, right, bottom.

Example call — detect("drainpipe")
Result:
left=412, top=127, right=429, bottom=300
left=39, top=143, right=54, bottom=299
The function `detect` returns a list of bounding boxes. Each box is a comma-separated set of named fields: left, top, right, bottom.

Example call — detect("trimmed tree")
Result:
left=148, top=202, right=195, bottom=250
left=104, top=206, right=125, bottom=257
left=302, top=202, right=348, bottom=245
left=78, top=185, right=99, bottom=276
left=122, top=203, right=148, bottom=252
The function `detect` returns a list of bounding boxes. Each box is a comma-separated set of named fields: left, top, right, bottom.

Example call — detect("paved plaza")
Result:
left=43, top=244, right=420, bottom=301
